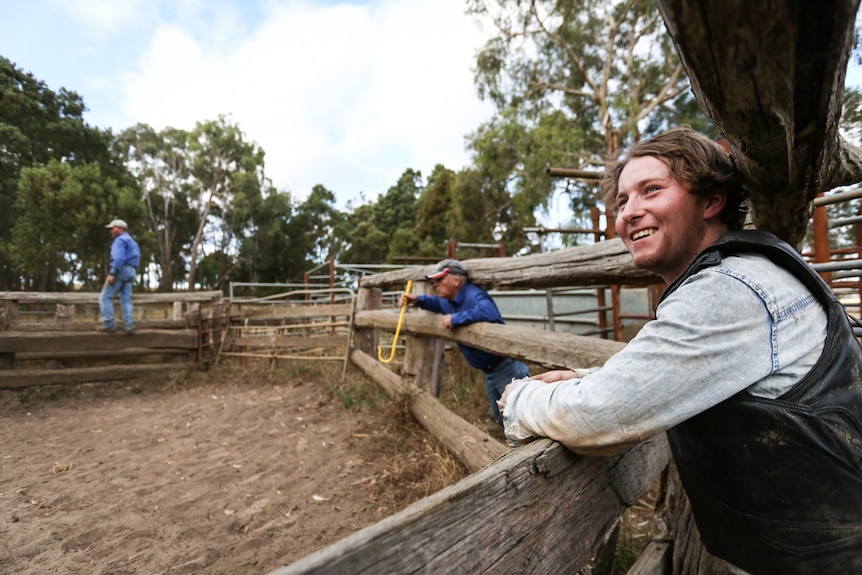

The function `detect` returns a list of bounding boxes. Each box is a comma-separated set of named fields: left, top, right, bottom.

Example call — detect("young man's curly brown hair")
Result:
left=602, top=126, right=748, bottom=230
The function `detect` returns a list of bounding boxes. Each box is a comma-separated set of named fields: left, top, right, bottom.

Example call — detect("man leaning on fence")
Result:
left=500, top=126, right=862, bottom=574
left=400, top=259, right=529, bottom=426
left=98, top=219, right=140, bottom=335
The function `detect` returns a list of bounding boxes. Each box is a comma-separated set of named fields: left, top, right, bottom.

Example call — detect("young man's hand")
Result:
left=500, top=370, right=578, bottom=405
left=530, top=370, right=578, bottom=382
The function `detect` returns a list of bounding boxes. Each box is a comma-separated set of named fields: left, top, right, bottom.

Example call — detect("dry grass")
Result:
left=209, top=357, right=474, bottom=512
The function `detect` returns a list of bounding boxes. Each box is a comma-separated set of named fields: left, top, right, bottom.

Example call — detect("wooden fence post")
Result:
left=402, top=281, right=445, bottom=396
left=812, top=193, right=832, bottom=284
left=0, top=299, right=17, bottom=331
left=354, top=285, right=381, bottom=356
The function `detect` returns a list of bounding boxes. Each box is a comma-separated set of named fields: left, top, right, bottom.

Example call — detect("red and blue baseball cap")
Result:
left=426, top=259, right=468, bottom=280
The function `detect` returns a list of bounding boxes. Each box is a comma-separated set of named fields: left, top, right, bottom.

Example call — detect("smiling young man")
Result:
left=400, top=259, right=529, bottom=425
left=500, top=126, right=862, bottom=574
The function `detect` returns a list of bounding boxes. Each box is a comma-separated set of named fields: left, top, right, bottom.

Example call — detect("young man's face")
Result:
left=614, top=155, right=726, bottom=284
left=431, top=273, right=463, bottom=300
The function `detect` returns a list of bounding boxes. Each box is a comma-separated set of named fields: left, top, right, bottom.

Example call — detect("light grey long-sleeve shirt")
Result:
left=502, top=253, right=828, bottom=455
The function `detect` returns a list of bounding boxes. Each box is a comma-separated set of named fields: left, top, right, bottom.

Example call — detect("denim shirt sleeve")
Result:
left=416, top=284, right=504, bottom=327
left=109, top=236, right=125, bottom=275
left=503, top=256, right=826, bottom=455
left=415, top=294, right=447, bottom=314
left=449, top=285, right=503, bottom=327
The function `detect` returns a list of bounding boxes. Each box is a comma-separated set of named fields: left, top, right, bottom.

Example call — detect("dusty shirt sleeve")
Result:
left=503, top=270, right=776, bottom=455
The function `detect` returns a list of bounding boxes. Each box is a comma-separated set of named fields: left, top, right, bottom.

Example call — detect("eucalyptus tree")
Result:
left=334, top=169, right=423, bottom=264
left=186, top=115, right=266, bottom=290
left=335, top=201, right=389, bottom=265
left=412, top=163, right=509, bottom=256
left=295, top=184, right=345, bottom=265
left=9, top=161, right=142, bottom=290
left=233, top=187, right=309, bottom=284
left=414, top=164, right=456, bottom=254
left=373, top=168, right=424, bottom=261
left=372, top=169, right=421, bottom=237
left=0, top=57, right=123, bottom=288
left=116, top=123, right=198, bottom=291
left=466, top=0, right=710, bottom=239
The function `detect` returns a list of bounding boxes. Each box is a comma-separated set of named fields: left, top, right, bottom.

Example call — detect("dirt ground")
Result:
left=0, top=350, right=657, bottom=575
left=0, top=358, right=478, bottom=575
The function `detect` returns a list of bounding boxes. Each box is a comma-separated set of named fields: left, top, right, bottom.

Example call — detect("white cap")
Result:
left=105, top=219, right=128, bottom=229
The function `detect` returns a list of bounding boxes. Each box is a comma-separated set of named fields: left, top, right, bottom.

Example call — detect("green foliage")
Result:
left=9, top=161, right=142, bottom=289
left=295, top=184, right=345, bottom=265
left=335, top=201, right=390, bottom=265
left=328, top=378, right=389, bottom=411
left=414, top=165, right=456, bottom=250
left=336, top=169, right=426, bottom=263
left=186, top=115, right=267, bottom=290
left=115, top=123, right=198, bottom=291
left=466, top=0, right=708, bottom=247
left=234, top=187, right=308, bottom=283
left=372, top=168, right=421, bottom=235
left=0, top=56, right=126, bottom=289
left=373, top=168, right=423, bottom=261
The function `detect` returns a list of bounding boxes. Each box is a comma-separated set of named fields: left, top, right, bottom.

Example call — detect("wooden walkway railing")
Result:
left=0, top=291, right=222, bottom=388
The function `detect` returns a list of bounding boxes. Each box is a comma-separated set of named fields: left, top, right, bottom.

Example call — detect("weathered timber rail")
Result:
left=350, top=348, right=507, bottom=472
left=264, top=240, right=675, bottom=575
left=270, top=436, right=670, bottom=575
left=357, top=237, right=660, bottom=289
left=0, top=291, right=222, bottom=388
left=354, top=310, right=625, bottom=371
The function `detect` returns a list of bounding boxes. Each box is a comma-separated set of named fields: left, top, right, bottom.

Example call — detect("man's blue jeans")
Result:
left=100, top=265, right=136, bottom=330
left=483, top=358, right=530, bottom=425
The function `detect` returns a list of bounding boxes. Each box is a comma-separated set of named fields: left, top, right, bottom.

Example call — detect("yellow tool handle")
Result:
left=378, top=280, right=412, bottom=363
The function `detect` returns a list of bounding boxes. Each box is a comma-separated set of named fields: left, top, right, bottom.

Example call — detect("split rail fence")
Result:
left=5, top=194, right=859, bottom=572
left=209, top=288, right=355, bottom=374
left=279, top=195, right=862, bottom=575
left=269, top=238, right=685, bottom=575
left=0, top=291, right=222, bottom=389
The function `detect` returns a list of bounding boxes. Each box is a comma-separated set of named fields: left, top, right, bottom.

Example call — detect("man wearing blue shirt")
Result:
left=98, top=219, right=141, bottom=335
left=400, top=259, right=529, bottom=425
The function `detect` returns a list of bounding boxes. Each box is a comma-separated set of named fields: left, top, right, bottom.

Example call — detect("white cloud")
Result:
left=113, top=0, right=494, bottom=205
left=54, top=0, right=149, bottom=36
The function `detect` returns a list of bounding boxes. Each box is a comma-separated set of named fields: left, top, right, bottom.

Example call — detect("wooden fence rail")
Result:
left=266, top=241, right=676, bottom=575
left=0, top=291, right=223, bottom=388
left=357, top=238, right=660, bottom=289
left=270, top=436, right=670, bottom=575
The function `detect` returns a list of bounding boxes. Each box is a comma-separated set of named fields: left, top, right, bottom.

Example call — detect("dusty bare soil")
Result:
left=0, top=359, right=473, bottom=575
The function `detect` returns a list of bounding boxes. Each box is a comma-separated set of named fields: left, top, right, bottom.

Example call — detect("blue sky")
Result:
left=4, top=0, right=862, bottom=216
left=1, top=0, right=495, bottom=208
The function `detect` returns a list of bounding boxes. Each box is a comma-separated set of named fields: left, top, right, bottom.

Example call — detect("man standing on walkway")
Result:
left=400, top=259, right=529, bottom=425
left=98, top=219, right=140, bottom=335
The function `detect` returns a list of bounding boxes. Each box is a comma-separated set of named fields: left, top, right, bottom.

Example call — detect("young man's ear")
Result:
left=703, top=190, right=727, bottom=220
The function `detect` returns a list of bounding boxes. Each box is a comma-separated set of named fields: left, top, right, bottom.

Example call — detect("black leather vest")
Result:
left=662, top=230, right=862, bottom=574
